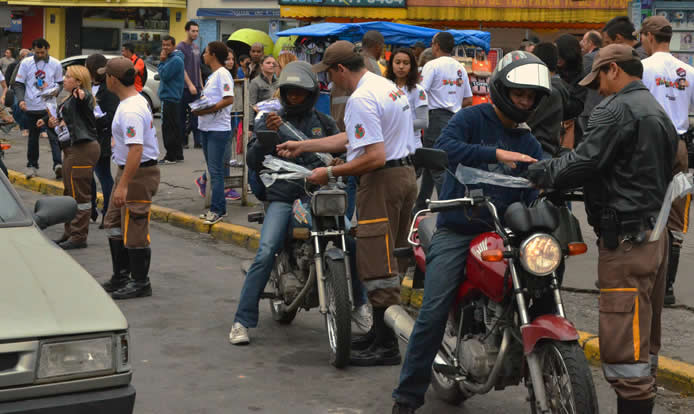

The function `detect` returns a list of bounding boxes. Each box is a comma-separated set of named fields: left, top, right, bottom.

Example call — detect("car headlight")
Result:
left=37, top=337, right=113, bottom=380
left=520, top=233, right=562, bottom=276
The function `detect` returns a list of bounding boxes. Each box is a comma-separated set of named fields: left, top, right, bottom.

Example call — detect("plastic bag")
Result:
left=455, top=165, right=533, bottom=188
left=649, top=172, right=694, bottom=242
left=280, top=122, right=334, bottom=166
left=255, top=98, right=282, bottom=114
left=189, top=96, right=215, bottom=111
left=37, top=85, right=60, bottom=99
left=260, top=155, right=313, bottom=187
left=45, top=101, right=58, bottom=118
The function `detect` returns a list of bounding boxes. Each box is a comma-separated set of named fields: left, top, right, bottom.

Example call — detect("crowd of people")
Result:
left=0, top=13, right=691, bottom=414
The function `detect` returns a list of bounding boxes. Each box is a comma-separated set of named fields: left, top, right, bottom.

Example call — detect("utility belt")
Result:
left=118, top=159, right=158, bottom=169
left=598, top=208, right=655, bottom=249
left=382, top=155, right=414, bottom=170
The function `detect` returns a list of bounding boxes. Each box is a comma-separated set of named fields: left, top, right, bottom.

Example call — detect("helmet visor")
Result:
left=504, top=63, right=551, bottom=91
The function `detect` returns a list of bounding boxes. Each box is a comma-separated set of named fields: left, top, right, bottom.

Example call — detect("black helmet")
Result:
left=277, top=61, right=319, bottom=116
left=489, top=51, right=551, bottom=123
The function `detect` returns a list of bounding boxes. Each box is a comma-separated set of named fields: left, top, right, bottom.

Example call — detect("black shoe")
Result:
left=194, top=143, right=202, bottom=149
left=53, top=234, right=69, bottom=244
left=103, top=238, right=130, bottom=293
left=91, top=208, right=99, bottom=223
left=617, top=397, right=654, bottom=414
left=349, top=342, right=401, bottom=366
left=352, top=327, right=376, bottom=351
left=111, top=281, right=152, bottom=299
left=392, top=402, right=416, bottom=414
left=59, top=239, right=87, bottom=250
left=664, top=285, right=676, bottom=306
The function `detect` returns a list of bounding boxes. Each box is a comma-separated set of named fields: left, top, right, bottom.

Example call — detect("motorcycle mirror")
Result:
left=413, top=148, right=449, bottom=171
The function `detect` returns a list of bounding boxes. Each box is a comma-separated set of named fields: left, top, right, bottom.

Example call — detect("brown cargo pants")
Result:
left=355, top=165, right=417, bottom=307
left=598, top=231, right=668, bottom=400
left=61, top=140, right=100, bottom=244
left=103, top=165, right=160, bottom=248
left=667, top=140, right=691, bottom=247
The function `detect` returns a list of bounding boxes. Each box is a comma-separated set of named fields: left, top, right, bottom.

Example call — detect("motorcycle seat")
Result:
left=418, top=214, right=438, bottom=252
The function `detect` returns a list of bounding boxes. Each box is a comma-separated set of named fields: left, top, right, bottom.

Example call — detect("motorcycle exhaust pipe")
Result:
left=385, top=305, right=415, bottom=344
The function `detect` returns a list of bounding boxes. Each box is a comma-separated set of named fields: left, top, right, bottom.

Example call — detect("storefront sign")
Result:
left=407, top=0, right=627, bottom=8
left=197, top=8, right=281, bottom=18
left=279, top=0, right=406, bottom=7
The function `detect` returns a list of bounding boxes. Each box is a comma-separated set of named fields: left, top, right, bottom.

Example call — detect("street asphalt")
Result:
left=16, top=187, right=694, bottom=414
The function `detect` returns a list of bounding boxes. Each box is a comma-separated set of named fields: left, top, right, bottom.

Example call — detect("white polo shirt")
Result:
left=344, top=72, right=415, bottom=162
left=111, top=94, right=159, bottom=166
left=402, top=83, right=428, bottom=142
left=15, top=56, right=63, bottom=112
left=198, top=67, right=234, bottom=132
left=642, top=52, right=694, bottom=135
left=421, top=56, right=473, bottom=113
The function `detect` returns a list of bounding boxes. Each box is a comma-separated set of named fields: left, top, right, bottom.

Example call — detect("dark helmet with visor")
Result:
left=489, top=51, right=551, bottom=123
left=277, top=61, right=319, bottom=116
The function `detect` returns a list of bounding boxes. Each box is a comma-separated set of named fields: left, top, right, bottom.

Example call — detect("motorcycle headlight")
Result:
left=37, top=337, right=114, bottom=381
left=311, top=189, right=347, bottom=217
left=520, top=233, right=562, bottom=276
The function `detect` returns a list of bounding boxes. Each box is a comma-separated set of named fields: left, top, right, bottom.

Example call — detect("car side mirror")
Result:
left=413, top=148, right=449, bottom=171
left=153, top=74, right=160, bottom=81
left=33, top=197, right=77, bottom=230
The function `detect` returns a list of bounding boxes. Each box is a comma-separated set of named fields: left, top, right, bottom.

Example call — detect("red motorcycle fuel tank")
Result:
left=460, top=232, right=510, bottom=303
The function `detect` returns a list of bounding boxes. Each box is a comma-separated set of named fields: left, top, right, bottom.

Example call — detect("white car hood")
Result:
left=0, top=226, right=128, bottom=341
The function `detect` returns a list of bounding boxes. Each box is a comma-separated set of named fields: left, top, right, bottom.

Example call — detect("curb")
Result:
left=7, top=169, right=261, bottom=251
left=401, top=277, right=694, bottom=395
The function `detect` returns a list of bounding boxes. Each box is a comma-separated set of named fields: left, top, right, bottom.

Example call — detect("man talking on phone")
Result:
left=229, top=61, right=341, bottom=345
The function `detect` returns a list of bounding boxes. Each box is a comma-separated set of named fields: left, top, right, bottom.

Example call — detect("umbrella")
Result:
left=274, top=35, right=298, bottom=59
left=227, top=29, right=274, bottom=59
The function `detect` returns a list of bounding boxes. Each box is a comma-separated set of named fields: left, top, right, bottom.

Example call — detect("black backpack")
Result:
left=136, top=57, right=148, bottom=86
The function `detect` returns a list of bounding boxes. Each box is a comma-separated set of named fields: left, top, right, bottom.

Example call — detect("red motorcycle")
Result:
left=387, top=149, right=598, bottom=414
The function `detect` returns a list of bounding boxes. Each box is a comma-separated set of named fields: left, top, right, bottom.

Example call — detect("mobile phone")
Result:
left=256, top=130, right=280, bottom=149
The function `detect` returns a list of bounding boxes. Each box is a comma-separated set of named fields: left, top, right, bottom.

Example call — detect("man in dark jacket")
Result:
left=157, top=35, right=185, bottom=163
left=578, top=30, right=604, bottom=135
left=527, top=44, right=678, bottom=414
left=229, top=61, right=340, bottom=345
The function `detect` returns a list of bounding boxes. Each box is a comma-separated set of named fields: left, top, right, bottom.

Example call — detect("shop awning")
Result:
left=7, top=0, right=186, bottom=7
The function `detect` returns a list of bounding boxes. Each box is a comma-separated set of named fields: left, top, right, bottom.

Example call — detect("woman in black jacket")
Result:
left=86, top=54, right=119, bottom=227
left=39, top=64, right=100, bottom=250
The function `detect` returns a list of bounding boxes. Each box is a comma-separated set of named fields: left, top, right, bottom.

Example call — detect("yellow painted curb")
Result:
left=7, top=169, right=262, bottom=251
left=405, top=282, right=694, bottom=395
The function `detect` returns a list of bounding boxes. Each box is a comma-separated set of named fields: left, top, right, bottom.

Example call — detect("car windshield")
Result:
left=0, top=178, right=31, bottom=226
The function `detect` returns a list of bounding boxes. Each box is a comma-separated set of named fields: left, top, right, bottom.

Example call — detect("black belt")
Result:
left=430, top=108, right=454, bottom=114
left=383, top=155, right=414, bottom=169
left=118, top=159, right=158, bottom=169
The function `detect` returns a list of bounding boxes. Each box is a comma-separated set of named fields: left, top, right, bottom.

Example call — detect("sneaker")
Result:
left=54, top=164, right=63, bottom=179
left=203, top=211, right=224, bottom=225
left=195, top=176, right=206, bottom=197
left=158, top=158, right=177, bottom=165
left=225, top=188, right=241, bottom=201
left=352, top=303, right=373, bottom=333
left=229, top=322, right=250, bottom=345
left=25, top=166, right=38, bottom=178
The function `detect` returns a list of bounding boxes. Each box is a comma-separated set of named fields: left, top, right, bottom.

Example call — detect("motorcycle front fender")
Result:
left=324, top=247, right=345, bottom=262
left=520, top=315, right=579, bottom=355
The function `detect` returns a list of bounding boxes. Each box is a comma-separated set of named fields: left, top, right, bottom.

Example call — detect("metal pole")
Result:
left=242, top=77, right=250, bottom=206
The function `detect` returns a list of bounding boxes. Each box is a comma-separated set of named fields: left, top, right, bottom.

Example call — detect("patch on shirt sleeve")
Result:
left=223, top=83, right=230, bottom=92
left=355, top=123, right=365, bottom=139
left=419, top=90, right=426, bottom=100
left=126, top=127, right=136, bottom=138
left=312, top=127, right=322, bottom=136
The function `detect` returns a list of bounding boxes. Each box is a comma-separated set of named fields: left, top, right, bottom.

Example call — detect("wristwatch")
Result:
left=327, top=166, right=335, bottom=181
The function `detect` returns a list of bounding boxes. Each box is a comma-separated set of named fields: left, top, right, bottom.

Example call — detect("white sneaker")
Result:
left=229, top=322, right=249, bottom=345
left=25, top=167, right=37, bottom=178
left=352, top=303, right=373, bottom=333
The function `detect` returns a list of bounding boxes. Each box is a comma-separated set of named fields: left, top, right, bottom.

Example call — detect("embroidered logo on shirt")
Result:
left=677, top=67, right=687, bottom=78
left=312, top=127, right=322, bottom=136
left=223, top=83, right=230, bottom=92
left=655, top=76, right=690, bottom=90
left=419, top=90, right=426, bottom=100
left=355, top=123, right=365, bottom=139
left=126, top=127, right=136, bottom=138
left=388, top=89, right=405, bottom=101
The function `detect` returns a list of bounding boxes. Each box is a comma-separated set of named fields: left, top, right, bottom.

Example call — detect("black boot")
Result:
left=102, top=238, right=130, bottom=293
left=665, top=240, right=680, bottom=306
left=350, top=307, right=401, bottom=366
left=111, top=248, right=152, bottom=300
left=392, top=402, right=416, bottom=414
left=351, top=324, right=376, bottom=351
left=617, top=397, right=654, bottom=414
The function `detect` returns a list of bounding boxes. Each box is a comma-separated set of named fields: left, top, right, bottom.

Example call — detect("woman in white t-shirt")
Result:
left=192, top=41, right=235, bottom=225
left=386, top=48, right=429, bottom=149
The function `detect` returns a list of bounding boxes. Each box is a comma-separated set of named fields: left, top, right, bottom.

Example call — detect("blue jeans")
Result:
left=201, top=130, right=230, bottom=215
left=91, top=156, right=114, bottom=214
left=234, top=201, right=367, bottom=328
left=393, top=228, right=475, bottom=409
left=12, top=102, right=26, bottom=130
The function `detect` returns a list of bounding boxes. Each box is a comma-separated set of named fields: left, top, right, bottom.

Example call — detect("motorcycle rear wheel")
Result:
left=324, top=256, right=352, bottom=369
left=531, top=341, right=598, bottom=414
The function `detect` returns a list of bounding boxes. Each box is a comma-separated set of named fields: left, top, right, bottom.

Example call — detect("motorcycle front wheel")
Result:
left=324, top=256, right=352, bottom=368
left=531, top=341, right=598, bottom=414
